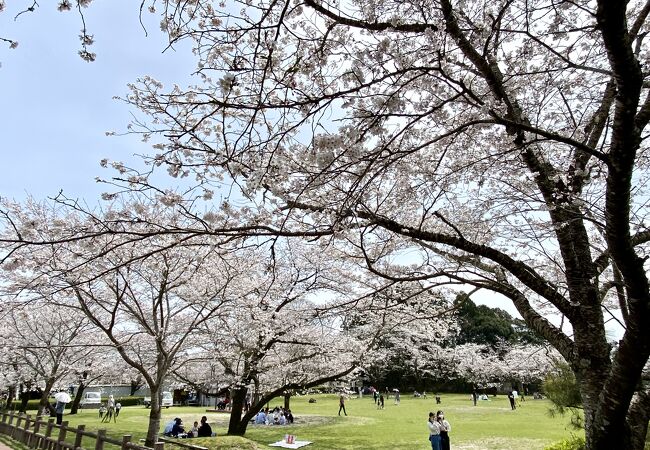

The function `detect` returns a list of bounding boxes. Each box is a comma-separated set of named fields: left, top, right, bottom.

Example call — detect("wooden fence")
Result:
left=0, top=412, right=164, bottom=450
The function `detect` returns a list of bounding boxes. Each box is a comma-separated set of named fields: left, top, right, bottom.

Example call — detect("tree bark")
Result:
left=38, top=378, right=57, bottom=415
left=226, top=386, right=248, bottom=436
left=145, top=386, right=162, bottom=447
left=283, top=392, right=291, bottom=410
left=69, top=381, right=87, bottom=415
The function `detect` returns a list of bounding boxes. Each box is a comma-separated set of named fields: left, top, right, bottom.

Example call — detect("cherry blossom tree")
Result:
left=1, top=214, right=251, bottom=446
left=175, top=242, right=366, bottom=436
left=3, top=0, right=650, bottom=448
left=65, top=249, right=243, bottom=446
left=193, top=300, right=361, bottom=435
left=90, top=1, right=646, bottom=448
left=451, top=342, right=560, bottom=389
left=0, top=301, right=100, bottom=414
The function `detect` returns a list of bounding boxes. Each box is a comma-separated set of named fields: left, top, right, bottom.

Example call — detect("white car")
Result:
left=80, top=392, right=102, bottom=407
left=143, top=391, right=173, bottom=408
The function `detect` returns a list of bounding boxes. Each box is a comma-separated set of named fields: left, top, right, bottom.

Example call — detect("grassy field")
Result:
left=12, top=394, right=582, bottom=450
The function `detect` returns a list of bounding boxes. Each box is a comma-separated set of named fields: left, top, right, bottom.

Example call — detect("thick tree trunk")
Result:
left=572, top=307, right=649, bottom=450
left=626, top=390, right=650, bottom=450
left=283, top=392, right=291, bottom=410
left=5, top=386, right=16, bottom=410
left=38, top=378, right=57, bottom=415
left=227, top=387, right=248, bottom=436
left=145, top=387, right=162, bottom=447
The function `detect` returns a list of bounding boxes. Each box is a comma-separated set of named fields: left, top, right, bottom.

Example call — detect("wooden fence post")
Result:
left=95, top=429, right=106, bottom=450
left=23, top=414, right=32, bottom=446
left=31, top=416, right=44, bottom=450
left=120, top=435, right=132, bottom=450
left=43, top=419, right=54, bottom=450
left=12, top=413, right=22, bottom=440
left=34, top=416, right=42, bottom=434
left=73, top=424, right=85, bottom=450
left=0, top=412, right=6, bottom=435
left=56, top=421, right=68, bottom=450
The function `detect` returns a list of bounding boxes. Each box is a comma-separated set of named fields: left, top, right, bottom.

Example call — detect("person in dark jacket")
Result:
left=508, top=391, right=517, bottom=410
left=197, top=416, right=213, bottom=437
left=54, top=401, right=65, bottom=425
left=171, top=418, right=185, bottom=437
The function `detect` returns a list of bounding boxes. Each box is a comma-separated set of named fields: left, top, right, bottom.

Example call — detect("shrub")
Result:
left=544, top=435, right=586, bottom=450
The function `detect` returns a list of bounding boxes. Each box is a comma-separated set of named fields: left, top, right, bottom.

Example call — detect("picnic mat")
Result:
left=268, top=440, right=312, bottom=448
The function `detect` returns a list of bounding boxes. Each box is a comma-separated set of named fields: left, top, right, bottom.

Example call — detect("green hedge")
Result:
left=113, top=396, right=144, bottom=407
left=10, top=400, right=42, bottom=411
left=8, top=396, right=145, bottom=411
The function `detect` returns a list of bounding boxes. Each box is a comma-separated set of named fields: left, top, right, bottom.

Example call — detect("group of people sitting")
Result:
left=163, top=415, right=214, bottom=438
left=254, top=406, right=294, bottom=425
left=215, top=396, right=231, bottom=410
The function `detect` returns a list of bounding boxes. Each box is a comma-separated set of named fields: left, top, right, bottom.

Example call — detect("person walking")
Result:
left=338, top=393, right=348, bottom=416
left=427, top=411, right=442, bottom=450
left=437, top=410, right=451, bottom=450
left=103, top=395, right=115, bottom=422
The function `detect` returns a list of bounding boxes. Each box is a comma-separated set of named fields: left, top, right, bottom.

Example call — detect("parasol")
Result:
left=54, top=392, right=72, bottom=403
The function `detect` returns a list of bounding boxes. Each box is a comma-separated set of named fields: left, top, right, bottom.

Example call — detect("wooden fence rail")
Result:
left=0, top=411, right=164, bottom=450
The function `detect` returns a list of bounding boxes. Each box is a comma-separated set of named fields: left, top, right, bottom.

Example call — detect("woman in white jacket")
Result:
left=427, top=412, right=442, bottom=450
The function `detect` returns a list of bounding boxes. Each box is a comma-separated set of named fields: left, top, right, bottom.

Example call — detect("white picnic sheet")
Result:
left=268, top=440, right=312, bottom=448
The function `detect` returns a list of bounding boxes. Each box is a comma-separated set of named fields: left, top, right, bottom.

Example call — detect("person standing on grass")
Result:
left=436, top=410, right=451, bottom=450
left=508, top=391, right=516, bottom=410
left=427, top=411, right=442, bottom=450
left=338, top=393, right=348, bottom=416
left=54, top=401, right=65, bottom=425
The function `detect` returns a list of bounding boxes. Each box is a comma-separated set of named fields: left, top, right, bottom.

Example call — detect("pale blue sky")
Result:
left=0, top=1, right=195, bottom=202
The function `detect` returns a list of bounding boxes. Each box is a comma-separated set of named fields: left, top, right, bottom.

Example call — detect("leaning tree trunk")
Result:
left=38, top=378, right=57, bottom=415
left=69, top=382, right=87, bottom=415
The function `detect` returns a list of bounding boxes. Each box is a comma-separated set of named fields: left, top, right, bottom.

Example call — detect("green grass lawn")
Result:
left=10, top=394, right=582, bottom=450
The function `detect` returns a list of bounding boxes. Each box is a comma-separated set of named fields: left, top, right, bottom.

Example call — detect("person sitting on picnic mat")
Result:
left=171, top=418, right=185, bottom=437
left=197, top=416, right=213, bottom=437
left=189, top=421, right=199, bottom=438
left=163, top=418, right=177, bottom=436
